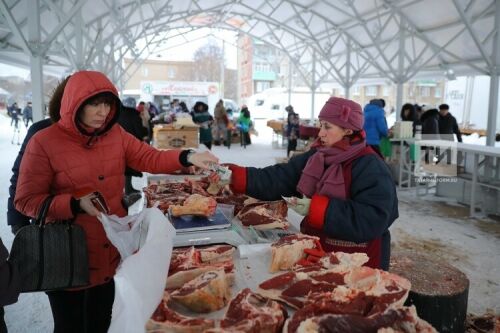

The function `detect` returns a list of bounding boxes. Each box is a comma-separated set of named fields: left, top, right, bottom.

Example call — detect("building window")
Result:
left=420, top=86, right=430, bottom=97
left=142, top=67, right=149, bottom=77
left=383, top=85, right=390, bottom=96
left=167, top=67, right=176, bottom=79
left=352, top=86, right=360, bottom=96
left=256, top=81, right=270, bottom=92
left=435, top=87, right=442, bottom=98
left=366, top=85, right=378, bottom=96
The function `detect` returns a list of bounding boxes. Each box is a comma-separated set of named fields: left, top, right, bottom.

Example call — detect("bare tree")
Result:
left=193, top=42, right=224, bottom=82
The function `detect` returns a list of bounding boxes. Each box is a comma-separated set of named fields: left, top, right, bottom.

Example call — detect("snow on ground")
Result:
left=0, top=115, right=498, bottom=332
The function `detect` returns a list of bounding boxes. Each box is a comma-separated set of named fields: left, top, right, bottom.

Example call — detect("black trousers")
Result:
left=0, top=307, right=6, bottom=333
left=46, top=280, right=114, bottom=333
left=287, top=139, right=297, bottom=157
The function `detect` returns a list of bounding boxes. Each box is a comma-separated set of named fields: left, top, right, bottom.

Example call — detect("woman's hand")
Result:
left=188, top=151, right=219, bottom=170
left=79, top=193, right=102, bottom=217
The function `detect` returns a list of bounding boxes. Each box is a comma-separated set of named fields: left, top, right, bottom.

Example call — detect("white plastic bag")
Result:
left=102, top=208, right=176, bottom=333
left=98, top=211, right=150, bottom=260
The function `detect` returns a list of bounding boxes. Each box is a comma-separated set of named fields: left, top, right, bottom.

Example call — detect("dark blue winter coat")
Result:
left=7, top=118, right=53, bottom=229
left=243, top=149, right=398, bottom=270
left=363, top=102, right=388, bottom=146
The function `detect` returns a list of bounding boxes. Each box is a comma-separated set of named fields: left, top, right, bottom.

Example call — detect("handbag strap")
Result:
left=35, top=195, right=54, bottom=227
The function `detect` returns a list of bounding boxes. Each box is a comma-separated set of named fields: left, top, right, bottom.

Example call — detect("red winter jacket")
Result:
left=15, top=71, right=183, bottom=287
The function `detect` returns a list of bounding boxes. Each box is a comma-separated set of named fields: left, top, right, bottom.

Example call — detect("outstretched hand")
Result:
left=188, top=151, right=219, bottom=169
left=286, top=196, right=311, bottom=216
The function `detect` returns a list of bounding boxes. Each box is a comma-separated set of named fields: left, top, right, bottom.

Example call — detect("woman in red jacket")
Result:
left=14, top=71, right=218, bottom=333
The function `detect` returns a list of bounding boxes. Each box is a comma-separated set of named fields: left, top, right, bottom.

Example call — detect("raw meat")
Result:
left=237, top=200, right=289, bottom=230
left=170, top=194, right=217, bottom=217
left=170, top=269, right=231, bottom=313
left=270, top=234, right=320, bottom=272
left=146, top=293, right=215, bottom=332
left=205, top=288, right=287, bottom=333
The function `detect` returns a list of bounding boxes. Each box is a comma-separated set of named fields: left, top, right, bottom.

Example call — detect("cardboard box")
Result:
left=153, top=125, right=199, bottom=149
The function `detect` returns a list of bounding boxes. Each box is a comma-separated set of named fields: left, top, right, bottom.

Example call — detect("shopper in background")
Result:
left=14, top=70, right=218, bottom=333
left=192, top=101, right=213, bottom=150
left=363, top=99, right=388, bottom=156
left=438, top=103, right=462, bottom=142
left=237, top=105, right=252, bottom=147
left=285, top=105, right=300, bottom=157
left=400, top=103, right=420, bottom=136
left=22, top=101, right=33, bottom=128
left=213, top=99, right=228, bottom=145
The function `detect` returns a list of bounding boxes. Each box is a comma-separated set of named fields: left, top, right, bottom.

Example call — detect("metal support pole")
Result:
left=288, top=57, right=292, bottom=105
left=28, top=0, right=44, bottom=122
left=396, top=18, right=405, bottom=121
left=310, top=51, right=316, bottom=121
left=345, top=38, right=351, bottom=100
left=220, top=40, right=225, bottom=99
left=486, top=0, right=500, bottom=146
left=75, top=8, right=84, bottom=70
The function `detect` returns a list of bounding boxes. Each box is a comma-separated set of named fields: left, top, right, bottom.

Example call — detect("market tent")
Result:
left=0, top=0, right=498, bottom=143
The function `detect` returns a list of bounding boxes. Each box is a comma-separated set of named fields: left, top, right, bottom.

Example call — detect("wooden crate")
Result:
left=153, top=125, right=199, bottom=149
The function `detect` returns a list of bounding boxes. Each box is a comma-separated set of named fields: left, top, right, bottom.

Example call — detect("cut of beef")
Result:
left=167, top=245, right=235, bottom=289
left=205, top=288, right=287, bottom=333
left=170, top=194, right=217, bottom=217
left=170, top=269, right=231, bottom=313
left=285, top=305, right=436, bottom=333
left=237, top=200, right=289, bottom=230
left=146, top=293, right=215, bottom=332
left=269, top=234, right=320, bottom=272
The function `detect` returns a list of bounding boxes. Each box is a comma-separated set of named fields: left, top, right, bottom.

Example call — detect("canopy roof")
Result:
left=0, top=0, right=498, bottom=88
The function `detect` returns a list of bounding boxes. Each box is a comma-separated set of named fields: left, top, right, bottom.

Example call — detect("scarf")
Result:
left=297, top=137, right=366, bottom=199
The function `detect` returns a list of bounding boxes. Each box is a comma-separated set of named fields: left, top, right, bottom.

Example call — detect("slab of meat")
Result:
left=293, top=251, right=369, bottom=273
left=167, top=245, right=235, bottom=289
left=236, top=200, right=289, bottom=230
left=205, top=288, right=287, bottom=333
left=170, top=269, right=231, bottom=313
left=270, top=234, right=320, bottom=273
left=146, top=293, right=215, bottom=332
left=285, top=305, right=436, bottom=333
left=170, top=194, right=217, bottom=217
left=257, top=264, right=410, bottom=311
left=214, top=194, right=252, bottom=215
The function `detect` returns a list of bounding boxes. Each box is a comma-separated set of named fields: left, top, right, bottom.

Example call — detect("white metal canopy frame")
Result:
left=0, top=0, right=499, bottom=144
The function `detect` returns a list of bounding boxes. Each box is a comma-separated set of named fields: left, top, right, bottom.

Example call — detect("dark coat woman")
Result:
left=192, top=101, right=213, bottom=150
left=227, top=97, right=398, bottom=270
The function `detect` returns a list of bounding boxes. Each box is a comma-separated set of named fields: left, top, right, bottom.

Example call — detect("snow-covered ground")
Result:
left=1, top=115, right=498, bottom=332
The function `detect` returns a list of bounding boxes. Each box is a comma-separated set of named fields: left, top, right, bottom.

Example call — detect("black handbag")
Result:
left=8, top=195, right=90, bottom=292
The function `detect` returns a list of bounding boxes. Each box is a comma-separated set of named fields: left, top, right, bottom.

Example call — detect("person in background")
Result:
left=438, top=104, right=462, bottom=142
left=8, top=102, right=20, bottom=127
left=22, top=101, right=33, bottom=128
left=137, top=101, right=151, bottom=143
left=1, top=236, right=21, bottom=333
left=119, top=97, right=149, bottom=207
left=237, top=106, right=252, bottom=147
left=7, top=78, right=69, bottom=235
left=213, top=99, right=228, bottom=145
left=363, top=99, right=388, bottom=155
left=171, top=99, right=180, bottom=113
left=420, top=105, right=440, bottom=137
left=192, top=101, right=213, bottom=150
left=14, top=71, right=218, bottom=333
left=400, top=103, right=420, bottom=136
left=285, top=105, right=300, bottom=157
left=178, top=101, right=190, bottom=113
left=221, top=97, right=398, bottom=270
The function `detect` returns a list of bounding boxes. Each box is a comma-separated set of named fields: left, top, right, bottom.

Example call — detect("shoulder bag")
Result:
left=8, top=195, right=89, bottom=292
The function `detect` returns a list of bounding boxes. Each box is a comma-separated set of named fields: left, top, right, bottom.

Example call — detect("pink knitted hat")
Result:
left=318, top=97, right=364, bottom=130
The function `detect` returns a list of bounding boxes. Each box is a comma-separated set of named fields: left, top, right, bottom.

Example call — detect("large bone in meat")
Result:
left=170, top=194, right=217, bottom=217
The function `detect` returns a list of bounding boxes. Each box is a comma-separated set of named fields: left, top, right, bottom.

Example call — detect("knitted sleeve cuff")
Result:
left=307, top=194, right=329, bottom=229
left=179, top=149, right=194, bottom=167
left=227, top=164, right=247, bottom=194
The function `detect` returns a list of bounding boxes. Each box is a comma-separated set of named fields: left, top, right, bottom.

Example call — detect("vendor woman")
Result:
left=226, top=97, right=398, bottom=270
